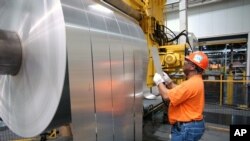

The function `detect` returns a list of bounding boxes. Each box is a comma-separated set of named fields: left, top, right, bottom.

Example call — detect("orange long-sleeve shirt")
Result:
left=167, top=75, right=204, bottom=124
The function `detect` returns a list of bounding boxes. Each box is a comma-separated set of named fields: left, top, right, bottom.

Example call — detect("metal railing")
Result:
left=204, top=75, right=250, bottom=109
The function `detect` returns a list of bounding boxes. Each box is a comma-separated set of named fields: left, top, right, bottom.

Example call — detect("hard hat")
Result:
left=185, top=51, right=208, bottom=70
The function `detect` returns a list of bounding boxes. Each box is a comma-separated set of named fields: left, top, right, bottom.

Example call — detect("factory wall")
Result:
left=166, top=0, right=250, bottom=38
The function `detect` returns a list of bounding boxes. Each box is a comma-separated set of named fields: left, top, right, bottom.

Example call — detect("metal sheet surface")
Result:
left=62, top=0, right=147, bottom=140
left=0, top=0, right=66, bottom=137
left=130, top=24, right=147, bottom=141
left=87, top=11, right=113, bottom=141
left=121, top=23, right=135, bottom=141
left=151, top=47, right=164, bottom=77
left=61, top=0, right=96, bottom=140
left=105, top=17, right=126, bottom=141
left=0, top=0, right=148, bottom=140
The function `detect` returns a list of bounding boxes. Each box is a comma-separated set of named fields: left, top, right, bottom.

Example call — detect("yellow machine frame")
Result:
left=121, top=0, right=187, bottom=87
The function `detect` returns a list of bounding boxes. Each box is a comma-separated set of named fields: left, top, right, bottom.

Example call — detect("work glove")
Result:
left=162, top=72, right=172, bottom=84
left=153, top=73, right=164, bottom=86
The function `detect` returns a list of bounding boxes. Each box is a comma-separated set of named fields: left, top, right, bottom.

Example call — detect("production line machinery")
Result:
left=0, top=0, right=191, bottom=140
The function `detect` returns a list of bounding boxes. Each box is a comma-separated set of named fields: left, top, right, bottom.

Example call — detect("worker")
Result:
left=153, top=51, right=209, bottom=141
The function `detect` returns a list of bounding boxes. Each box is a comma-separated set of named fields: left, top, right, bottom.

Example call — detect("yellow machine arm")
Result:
left=103, top=0, right=188, bottom=86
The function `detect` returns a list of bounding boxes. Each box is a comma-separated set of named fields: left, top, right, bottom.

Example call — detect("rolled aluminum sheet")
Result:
left=0, top=0, right=66, bottom=137
left=0, top=0, right=147, bottom=140
left=64, top=0, right=147, bottom=140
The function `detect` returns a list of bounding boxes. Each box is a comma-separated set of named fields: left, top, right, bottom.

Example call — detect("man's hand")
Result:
left=162, top=72, right=172, bottom=84
left=153, top=73, right=164, bottom=86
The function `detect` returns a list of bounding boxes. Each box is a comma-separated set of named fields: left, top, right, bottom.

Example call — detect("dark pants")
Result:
left=171, top=120, right=205, bottom=141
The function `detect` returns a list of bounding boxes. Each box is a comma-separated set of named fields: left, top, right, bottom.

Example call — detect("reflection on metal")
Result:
left=144, top=93, right=159, bottom=99
left=0, top=0, right=147, bottom=140
left=151, top=47, right=164, bottom=77
left=0, top=0, right=67, bottom=137
left=102, top=0, right=141, bottom=20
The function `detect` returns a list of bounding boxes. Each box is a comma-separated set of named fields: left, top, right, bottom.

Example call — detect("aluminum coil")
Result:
left=0, top=0, right=148, bottom=140
left=0, top=0, right=66, bottom=137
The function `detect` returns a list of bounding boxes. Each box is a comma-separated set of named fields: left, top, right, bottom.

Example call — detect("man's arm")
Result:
left=165, top=81, right=176, bottom=89
left=162, top=72, right=176, bottom=89
left=158, top=83, right=170, bottom=101
left=153, top=72, right=178, bottom=101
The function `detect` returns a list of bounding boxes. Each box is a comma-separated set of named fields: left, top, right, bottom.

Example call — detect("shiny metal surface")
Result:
left=102, top=0, right=141, bottom=20
left=122, top=23, right=136, bottom=141
left=61, top=0, right=96, bottom=140
left=87, top=11, right=113, bottom=141
left=131, top=24, right=147, bottom=141
left=0, top=0, right=147, bottom=140
left=107, top=27, right=126, bottom=141
left=0, top=29, right=22, bottom=75
left=0, top=0, right=66, bottom=137
left=64, top=0, right=147, bottom=140
left=151, top=47, right=164, bottom=77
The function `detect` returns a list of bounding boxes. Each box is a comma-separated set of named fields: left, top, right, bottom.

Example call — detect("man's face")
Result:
left=183, top=59, right=195, bottom=75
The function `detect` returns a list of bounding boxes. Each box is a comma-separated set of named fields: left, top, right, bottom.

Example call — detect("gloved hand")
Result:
left=153, top=73, right=164, bottom=86
left=162, top=72, right=172, bottom=84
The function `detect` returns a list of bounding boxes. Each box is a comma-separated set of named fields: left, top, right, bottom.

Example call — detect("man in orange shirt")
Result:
left=153, top=51, right=209, bottom=141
